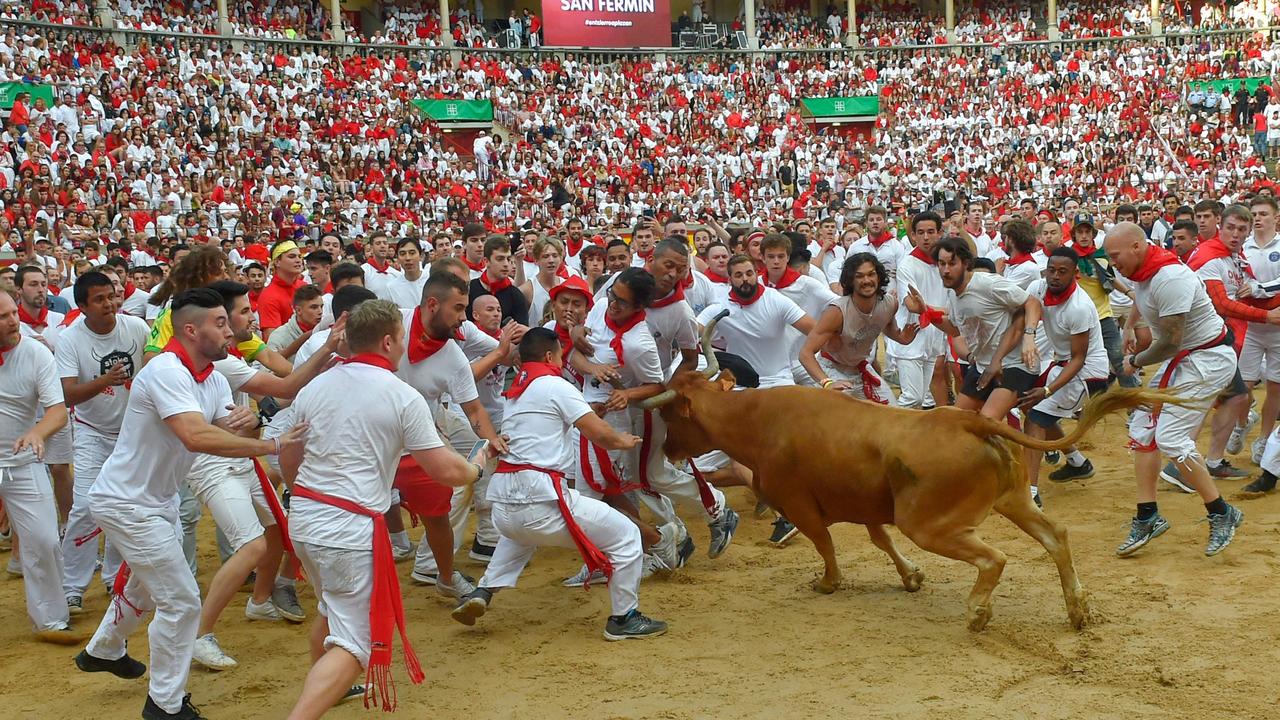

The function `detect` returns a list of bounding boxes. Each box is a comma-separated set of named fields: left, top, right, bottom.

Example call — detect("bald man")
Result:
left=1104, top=222, right=1243, bottom=558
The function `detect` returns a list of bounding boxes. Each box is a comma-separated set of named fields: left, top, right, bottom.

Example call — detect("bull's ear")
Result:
left=715, top=369, right=736, bottom=392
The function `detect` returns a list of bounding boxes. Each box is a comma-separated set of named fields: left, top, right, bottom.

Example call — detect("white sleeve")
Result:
left=991, top=275, right=1030, bottom=310
left=629, top=334, right=666, bottom=384
left=212, top=356, right=260, bottom=393
left=33, top=345, right=65, bottom=408
left=54, top=333, right=80, bottom=379
left=774, top=292, right=807, bottom=325
left=447, top=348, right=481, bottom=406
left=549, top=378, right=594, bottom=425
left=696, top=302, right=728, bottom=326
left=150, top=366, right=207, bottom=420
left=402, top=391, right=445, bottom=452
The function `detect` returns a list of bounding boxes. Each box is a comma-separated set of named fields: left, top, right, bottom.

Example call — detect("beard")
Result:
left=731, top=281, right=756, bottom=298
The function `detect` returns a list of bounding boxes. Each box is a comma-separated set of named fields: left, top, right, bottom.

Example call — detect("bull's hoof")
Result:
left=812, top=578, right=838, bottom=594
left=1068, top=591, right=1091, bottom=630
left=967, top=605, right=993, bottom=632
left=902, top=568, right=925, bottom=593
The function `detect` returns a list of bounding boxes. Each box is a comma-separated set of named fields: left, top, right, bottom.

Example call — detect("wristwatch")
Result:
left=1023, top=328, right=1036, bottom=335
left=1127, top=354, right=1140, bottom=368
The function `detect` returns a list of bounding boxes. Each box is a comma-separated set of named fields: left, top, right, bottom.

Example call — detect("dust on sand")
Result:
left=2, top=415, right=1279, bottom=719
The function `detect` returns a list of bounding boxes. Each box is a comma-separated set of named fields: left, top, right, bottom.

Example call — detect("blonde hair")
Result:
left=346, top=299, right=403, bottom=353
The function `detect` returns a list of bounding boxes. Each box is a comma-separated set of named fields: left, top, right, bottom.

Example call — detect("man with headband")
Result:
left=257, top=240, right=307, bottom=340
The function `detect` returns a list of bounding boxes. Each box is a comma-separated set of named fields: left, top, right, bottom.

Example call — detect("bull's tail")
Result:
left=979, top=387, right=1193, bottom=452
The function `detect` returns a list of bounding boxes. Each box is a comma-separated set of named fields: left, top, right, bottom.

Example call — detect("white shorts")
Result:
left=1239, top=324, right=1280, bottom=384
left=819, top=355, right=895, bottom=405
left=1031, top=365, right=1091, bottom=420
left=1128, top=345, right=1236, bottom=461
left=294, top=541, right=374, bottom=667
left=43, top=420, right=73, bottom=465
left=692, top=450, right=731, bottom=473
left=186, top=461, right=274, bottom=552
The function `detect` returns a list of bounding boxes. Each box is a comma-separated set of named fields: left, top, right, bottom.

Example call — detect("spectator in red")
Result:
left=257, top=240, right=307, bottom=339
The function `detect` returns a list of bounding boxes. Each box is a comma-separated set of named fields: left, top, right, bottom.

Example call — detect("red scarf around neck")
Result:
left=1126, top=244, right=1184, bottom=282
left=461, top=255, right=487, bottom=273
left=566, top=235, right=584, bottom=257
left=123, top=282, right=137, bottom=299
left=1186, top=237, right=1249, bottom=276
left=17, top=303, right=48, bottom=329
left=764, top=267, right=802, bottom=289
left=504, top=361, right=562, bottom=399
left=344, top=352, right=396, bottom=371
left=366, top=255, right=390, bottom=273
left=909, top=246, right=935, bottom=265
left=604, top=310, right=647, bottom=367
left=650, top=282, right=685, bottom=309
left=554, top=323, right=575, bottom=362
left=1042, top=281, right=1078, bottom=307
left=705, top=268, right=730, bottom=284
left=163, top=337, right=214, bottom=382
left=480, top=269, right=512, bottom=293
left=406, top=307, right=464, bottom=364
left=867, top=231, right=894, bottom=248
left=729, top=283, right=766, bottom=307
left=1006, top=253, right=1036, bottom=266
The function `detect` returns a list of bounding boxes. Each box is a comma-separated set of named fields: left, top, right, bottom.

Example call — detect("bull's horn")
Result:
left=701, top=309, right=729, bottom=378
left=640, top=389, right=678, bottom=409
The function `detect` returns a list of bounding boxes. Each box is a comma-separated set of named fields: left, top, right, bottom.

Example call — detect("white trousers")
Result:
left=642, top=409, right=724, bottom=524
left=294, top=541, right=374, bottom=667
left=187, top=461, right=273, bottom=553
left=412, top=410, right=494, bottom=576
left=895, top=355, right=941, bottom=409
left=481, top=494, right=642, bottom=617
left=0, top=463, right=69, bottom=630
left=178, top=482, right=201, bottom=576
left=61, top=424, right=122, bottom=598
left=86, top=499, right=200, bottom=716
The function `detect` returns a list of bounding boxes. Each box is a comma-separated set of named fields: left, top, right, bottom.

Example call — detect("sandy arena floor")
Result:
left=3, top=412, right=1280, bottom=719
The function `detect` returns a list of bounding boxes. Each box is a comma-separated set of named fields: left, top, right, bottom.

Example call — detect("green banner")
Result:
left=0, top=82, right=54, bottom=110
left=411, top=99, right=494, bottom=123
left=1189, top=77, right=1269, bottom=94
left=799, top=96, right=880, bottom=119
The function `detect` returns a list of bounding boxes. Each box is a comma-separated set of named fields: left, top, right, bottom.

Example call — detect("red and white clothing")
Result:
left=384, top=272, right=428, bottom=309
left=947, top=271, right=1035, bottom=374
left=767, top=269, right=836, bottom=385
left=839, top=234, right=909, bottom=296
left=1028, top=280, right=1108, bottom=419
left=698, top=285, right=806, bottom=388
left=817, top=294, right=898, bottom=405
left=892, top=248, right=948, bottom=408
left=119, top=283, right=151, bottom=319
left=361, top=259, right=402, bottom=299
left=1188, top=238, right=1264, bottom=356
left=55, top=314, right=148, bottom=599
left=18, top=306, right=73, bottom=465
left=1239, top=233, right=1280, bottom=383
left=0, top=336, right=70, bottom=633
left=85, top=350, right=232, bottom=717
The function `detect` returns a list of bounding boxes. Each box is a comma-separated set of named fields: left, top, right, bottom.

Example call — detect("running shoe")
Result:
left=769, top=516, right=800, bottom=546
left=1205, top=505, right=1244, bottom=557
left=603, top=609, right=668, bottom=641
left=1116, top=514, right=1171, bottom=557
left=1208, top=460, right=1249, bottom=479
left=1159, top=462, right=1195, bottom=493
left=707, top=507, right=740, bottom=559
left=192, top=633, right=237, bottom=671
left=1049, top=459, right=1094, bottom=483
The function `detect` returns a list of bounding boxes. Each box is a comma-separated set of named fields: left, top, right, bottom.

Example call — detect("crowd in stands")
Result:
left=0, top=14, right=1277, bottom=264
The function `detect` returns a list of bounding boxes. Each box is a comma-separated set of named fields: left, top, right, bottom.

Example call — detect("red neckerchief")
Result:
left=636, top=248, right=653, bottom=263
left=461, top=255, right=487, bottom=273
left=650, top=282, right=685, bottom=309
left=566, top=235, right=584, bottom=256
left=1186, top=238, right=1247, bottom=274
left=555, top=263, right=571, bottom=280
left=1125, top=244, right=1183, bottom=282
left=604, top=310, right=646, bottom=367
left=227, top=343, right=244, bottom=359
left=763, top=267, right=802, bottom=289
left=59, top=309, right=81, bottom=327
left=122, top=282, right=137, bottom=299
left=479, top=324, right=501, bottom=339
left=867, top=231, right=894, bottom=248
left=705, top=268, right=730, bottom=284
left=554, top=322, right=574, bottom=362
left=504, top=361, right=562, bottom=399
left=909, top=246, right=935, bottom=265
left=1042, top=281, right=1078, bottom=306
left=406, top=307, right=464, bottom=364
left=162, top=338, right=214, bottom=382
left=0, top=341, right=12, bottom=366
left=1006, top=253, right=1036, bottom=266
left=343, top=352, right=395, bottom=371
left=17, top=303, right=48, bottom=330
left=297, top=317, right=317, bottom=333
left=728, top=284, right=766, bottom=307
left=366, top=255, right=390, bottom=273
left=480, top=269, right=513, bottom=293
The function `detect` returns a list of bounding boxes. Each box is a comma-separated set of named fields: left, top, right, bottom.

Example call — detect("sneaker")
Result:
left=451, top=588, right=492, bottom=626
left=707, top=507, right=740, bottom=559
left=640, top=553, right=668, bottom=579
left=143, top=693, right=206, bottom=720
left=245, top=597, right=283, bottom=622
left=1227, top=426, right=1247, bottom=455
left=676, top=535, right=695, bottom=569
left=33, top=624, right=82, bottom=645
left=1252, top=436, right=1267, bottom=465
left=1205, top=505, right=1244, bottom=557
left=1049, top=459, right=1094, bottom=483
left=468, top=539, right=495, bottom=563
left=603, top=609, right=668, bottom=641
left=1159, top=462, right=1195, bottom=493
left=6, top=556, right=22, bottom=577
left=753, top=498, right=771, bottom=518
left=0, top=529, right=10, bottom=551
left=67, top=595, right=85, bottom=615
left=392, top=542, right=416, bottom=563
left=75, top=649, right=146, bottom=679
left=651, top=522, right=680, bottom=571
left=563, top=565, right=607, bottom=588
left=1044, top=450, right=1061, bottom=465
left=1115, top=514, right=1171, bottom=557
left=769, top=516, right=800, bottom=546
left=339, top=685, right=365, bottom=704
left=1208, top=460, right=1249, bottom=479
left=410, top=570, right=439, bottom=586
left=1239, top=473, right=1277, bottom=496
left=1031, top=488, right=1043, bottom=509
left=270, top=584, right=305, bottom=623
left=192, top=633, right=237, bottom=671
left=436, top=571, right=477, bottom=600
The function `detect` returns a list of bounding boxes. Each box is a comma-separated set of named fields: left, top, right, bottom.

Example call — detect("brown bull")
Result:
left=644, top=322, right=1174, bottom=631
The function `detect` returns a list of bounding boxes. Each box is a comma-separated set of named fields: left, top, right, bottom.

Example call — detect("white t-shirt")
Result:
left=488, top=373, right=593, bottom=504
left=775, top=275, right=835, bottom=374
left=384, top=273, right=428, bottom=309
left=0, top=337, right=64, bottom=468
left=841, top=237, right=908, bottom=295
left=1131, top=262, right=1225, bottom=351
left=120, top=285, right=151, bottom=318
left=89, top=352, right=232, bottom=509
left=685, top=270, right=717, bottom=315
left=699, top=286, right=806, bottom=387
left=54, top=315, right=150, bottom=435
left=583, top=301, right=665, bottom=402
left=947, top=271, right=1032, bottom=372
left=1002, top=258, right=1042, bottom=290
left=289, top=362, right=441, bottom=550
left=1028, top=280, right=1109, bottom=380
left=893, top=251, right=947, bottom=360
left=396, top=309, right=479, bottom=416
left=188, top=354, right=261, bottom=477
left=361, top=262, right=402, bottom=299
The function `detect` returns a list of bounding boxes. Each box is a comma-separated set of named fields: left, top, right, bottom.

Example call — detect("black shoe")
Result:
left=468, top=539, right=495, bottom=563
left=1239, top=473, right=1277, bottom=496
left=603, top=609, right=668, bottom=641
left=339, top=685, right=365, bottom=704
left=451, top=587, right=493, bottom=626
left=142, top=693, right=205, bottom=720
left=1049, top=459, right=1094, bottom=483
left=675, top=535, right=695, bottom=568
left=769, top=517, right=799, bottom=546
left=1032, top=490, right=1043, bottom=509
left=1044, top=450, right=1061, bottom=465
left=75, top=649, right=146, bottom=679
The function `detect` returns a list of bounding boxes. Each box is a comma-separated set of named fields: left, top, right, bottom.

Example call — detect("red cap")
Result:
left=548, top=275, right=594, bottom=309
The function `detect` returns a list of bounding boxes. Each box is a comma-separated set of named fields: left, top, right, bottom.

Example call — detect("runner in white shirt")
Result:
left=469, top=295, right=508, bottom=427
left=519, top=236, right=567, bottom=325
left=384, top=238, right=428, bottom=308
left=628, top=221, right=658, bottom=268
left=1106, top=222, right=1244, bottom=558
left=75, top=288, right=306, bottom=720
left=1239, top=194, right=1280, bottom=469
left=834, top=206, right=906, bottom=296
left=56, top=272, right=149, bottom=615
left=360, top=232, right=401, bottom=299
left=281, top=299, right=482, bottom=718
left=893, top=212, right=950, bottom=409
left=1001, top=219, right=1043, bottom=290
left=0, top=291, right=74, bottom=643
left=1014, top=248, right=1111, bottom=508
left=450, top=328, right=668, bottom=641
left=917, top=236, right=1043, bottom=422
left=760, top=233, right=837, bottom=386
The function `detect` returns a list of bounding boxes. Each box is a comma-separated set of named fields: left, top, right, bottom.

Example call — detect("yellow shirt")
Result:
left=146, top=305, right=266, bottom=360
